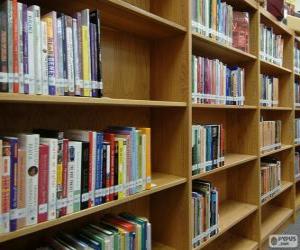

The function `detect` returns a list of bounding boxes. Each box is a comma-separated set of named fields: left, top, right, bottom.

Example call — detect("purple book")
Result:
left=90, top=23, right=97, bottom=97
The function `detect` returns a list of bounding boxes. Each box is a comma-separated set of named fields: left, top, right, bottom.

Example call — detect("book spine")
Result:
left=106, top=144, right=111, bottom=201
left=113, top=138, right=119, bottom=199
left=7, top=1, right=13, bottom=93
left=43, top=13, right=56, bottom=95
left=56, top=138, right=63, bottom=217
left=81, top=9, right=91, bottom=97
left=117, top=139, right=124, bottom=198
left=0, top=2, right=8, bottom=92
left=102, top=143, right=107, bottom=203
left=27, top=10, right=35, bottom=94
left=6, top=138, right=18, bottom=231
left=94, top=132, right=103, bottom=206
left=38, top=144, right=49, bottom=223
left=94, top=10, right=103, bottom=97
left=73, top=142, right=82, bottom=212
left=61, top=15, right=68, bottom=95
left=2, top=141, right=10, bottom=232
left=89, top=23, right=96, bottom=97
left=60, top=139, right=68, bottom=216
left=75, top=12, right=83, bottom=96
left=16, top=148, right=26, bottom=229
left=88, top=132, right=96, bottom=207
left=17, top=2, right=23, bottom=93
left=22, top=4, right=28, bottom=94
left=12, top=0, right=18, bottom=93
left=72, top=18, right=80, bottom=96
left=56, top=17, right=64, bottom=96
left=67, top=142, right=75, bottom=215
left=41, top=21, right=48, bottom=95
left=80, top=142, right=89, bottom=210
left=66, top=16, right=74, bottom=96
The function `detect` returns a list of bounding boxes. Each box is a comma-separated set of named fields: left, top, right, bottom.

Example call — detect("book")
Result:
left=38, top=144, right=49, bottom=223
left=0, top=1, right=8, bottom=92
left=67, top=141, right=76, bottom=215
left=16, top=148, right=26, bottom=229
left=12, top=0, right=19, bottom=93
left=27, top=9, right=35, bottom=94
left=260, top=119, right=282, bottom=153
left=260, top=74, right=279, bottom=107
left=41, top=21, right=48, bottom=95
left=17, top=2, right=24, bottom=93
left=18, top=133, right=39, bottom=226
left=232, top=11, right=249, bottom=52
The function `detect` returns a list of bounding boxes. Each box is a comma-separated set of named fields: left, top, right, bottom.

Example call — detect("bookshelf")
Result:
left=0, top=0, right=299, bottom=250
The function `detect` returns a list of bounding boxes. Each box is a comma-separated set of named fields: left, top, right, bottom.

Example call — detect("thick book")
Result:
left=40, top=138, right=57, bottom=221
left=18, top=133, right=39, bottom=226
left=38, top=144, right=49, bottom=223
left=232, top=11, right=249, bottom=52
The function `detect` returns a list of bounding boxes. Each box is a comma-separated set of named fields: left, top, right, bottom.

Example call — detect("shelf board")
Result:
left=153, top=242, right=175, bottom=250
left=260, top=60, right=292, bottom=76
left=200, top=232, right=258, bottom=250
left=260, top=7, right=294, bottom=36
left=0, top=94, right=187, bottom=108
left=197, top=200, right=258, bottom=249
left=0, top=172, right=186, bottom=243
left=295, top=72, right=300, bottom=78
left=192, top=153, right=257, bottom=180
left=192, top=32, right=256, bottom=64
left=192, top=104, right=257, bottom=110
left=296, top=192, right=300, bottom=211
left=261, top=181, right=293, bottom=206
left=261, top=205, right=293, bottom=242
left=98, top=0, right=186, bottom=39
left=260, top=144, right=293, bottom=158
left=260, top=106, right=292, bottom=111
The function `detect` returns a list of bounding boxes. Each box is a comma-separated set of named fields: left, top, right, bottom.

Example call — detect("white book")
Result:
left=41, top=21, right=48, bottom=95
left=67, top=142, right=76, bottom=214
left=146, top=222, right=152, bottom=250
left=28, top=5, right=42, bottom=95
left=56, top=17, right=64, bottom=96
left=27, top=10, right=35, bottom=94
left=40, top=138, right=57, bottom=221
left=18, top=134, right=39, bottom=226
left=18, top=2, right=24, bottom=93
left=66, top=17, right=75, bottom=95
left=71, top=141, right=82, bottom=212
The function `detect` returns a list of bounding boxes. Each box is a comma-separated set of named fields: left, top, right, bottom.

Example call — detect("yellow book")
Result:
left=116, top=137, right=126, bottom=199
left=139, top=128, right=151, bottom=189
left=81, top=9, right=91, bottom=97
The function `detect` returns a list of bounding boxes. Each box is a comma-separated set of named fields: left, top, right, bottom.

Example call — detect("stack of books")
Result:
left=261, top=158, right=281, bottom=203
left=295, top=150, right=300, bottom=179
left=192, top=55, right=245, bottom=105
left=191, top=0, right=250, bottom=53
left=0, top=1, right=103, bottom=97
left=39, top=213, right=151, bottom=249
left=295, top=42, right=300, bottom=75
left=192, top=124, right=225, bottom=175
left=192, top=180, right=219, bottom=248
left=260, top=24, right=284, bottom=66
left=295, top=118, right=300, bottom=144
left=260, top=74, right=279, bottom=107
left=0, top=127, right=151, bottom=233
left=260, top=120, right=282, bottom=153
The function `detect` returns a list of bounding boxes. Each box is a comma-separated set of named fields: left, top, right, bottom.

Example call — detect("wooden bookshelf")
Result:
left=1, top=0, right=300, bottom=249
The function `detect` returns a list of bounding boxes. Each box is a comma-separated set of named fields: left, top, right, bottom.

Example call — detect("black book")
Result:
left=80, top=142, right=89, bottom=210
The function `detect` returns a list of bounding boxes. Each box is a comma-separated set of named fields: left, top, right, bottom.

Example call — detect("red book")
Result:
left=60, top=139, right=69, bottom=216
left=232, top=11, right=249, bottom=53
left=12, top=0, right=19, bottom=93
left=104, top=133, right=115, bottom=201
left=104, top=215, right=135, bottom=232
left=38, top=144, right=49, bottom=223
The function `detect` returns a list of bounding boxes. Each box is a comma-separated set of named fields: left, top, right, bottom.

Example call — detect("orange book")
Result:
left=12, top=0, right=19, bottom=93
left=16, top=149, right=26, bottom=229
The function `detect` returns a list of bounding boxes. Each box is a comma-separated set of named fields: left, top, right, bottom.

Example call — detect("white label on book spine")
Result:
left=10, top=209, right=18, bottom=220
left=81, top=192, right=89, bottom=202
left=0, top=72, right=8, bottom=83
left=16, top=208, right=26, bottom=219
left=38, top=204, right=48, bottom=214
left=73, top=194, right=80, bottom=203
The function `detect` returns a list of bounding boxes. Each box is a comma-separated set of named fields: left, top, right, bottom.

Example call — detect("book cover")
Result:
left=38, top=144, right=49, bottom=223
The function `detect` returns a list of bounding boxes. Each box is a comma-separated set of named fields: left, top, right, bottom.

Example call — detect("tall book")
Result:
left=0, top=2, right=8, bottom=92
left=2, top=140, right=10, bottom=232
left=232, top=11, right=249, bottom=52
left=65, top=15, right=75, bottom=96
left=6, top=0, right=13, bottom=93
left=12, top=0, right=19, bottom=93
left=16, top=148, right=26, bottom=229
left=17, top=2, right=24, bottom=93
left=27, top=9, right=35, bottom=94
left=41, top=21, right=48, bottom=95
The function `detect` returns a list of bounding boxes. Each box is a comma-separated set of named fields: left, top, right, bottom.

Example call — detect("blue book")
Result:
left=210, top=188, right=218, bottom=236
left=205, top=126, right=212, bottom=171
left=94, top=132, right=103, bottom=206
left=3, top=137, right=18, bottom=231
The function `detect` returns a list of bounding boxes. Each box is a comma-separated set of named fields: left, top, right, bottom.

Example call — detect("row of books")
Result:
left=39, top=213, right=151, bottom=250
left=260, top=120, right=282, bottom=153
left=192, top=124, right=224, bottom=175
left=295, top=81, right=300, bottom=106
left=0, top=1, right=103, bottom=97
left=295, top=119, right=300, bottom=144
left=261, top=158, right=281, bottom=202
left=191, top=0, right=250, bottom=53
left=260, top=74, right=279, bottom=107
left=191, top=55, right=245, bottom=105
left=0, top=127, right=151, bottom=233
left=294, top=43, right=300, bottom=74
left=192, top=180, right=219, bottom=247
left=295, top=150, right=300, bottom=179
left=260, top=24, right=284, bottom=66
